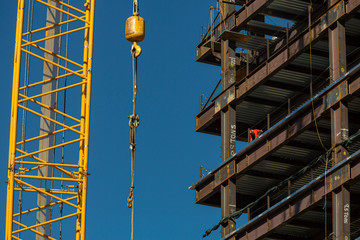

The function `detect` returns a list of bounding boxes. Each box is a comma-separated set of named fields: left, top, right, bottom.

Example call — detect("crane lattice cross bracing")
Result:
left=5, top=0, right=95, bottom=239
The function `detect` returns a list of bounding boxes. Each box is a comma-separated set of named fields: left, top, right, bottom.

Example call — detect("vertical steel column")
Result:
left=220, top=2, right=236, bottom=237
left=36, top=1, right=61, bottom=238
left=331, top=100, right=350, bottom=240
left=328, top=0, right=350, bottom=238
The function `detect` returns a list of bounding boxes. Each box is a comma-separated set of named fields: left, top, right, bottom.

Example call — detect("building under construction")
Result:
left=191, top=0, right=360, bottom=239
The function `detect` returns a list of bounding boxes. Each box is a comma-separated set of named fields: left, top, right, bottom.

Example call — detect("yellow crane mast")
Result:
left=5, top=0, right=95, bottom=239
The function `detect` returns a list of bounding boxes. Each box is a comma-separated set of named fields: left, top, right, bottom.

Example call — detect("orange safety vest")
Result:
left=249, top=129, right=262, bottom=142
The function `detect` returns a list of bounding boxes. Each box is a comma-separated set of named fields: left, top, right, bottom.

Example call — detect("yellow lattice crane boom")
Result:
left=5, top=0, right=95, bottom=239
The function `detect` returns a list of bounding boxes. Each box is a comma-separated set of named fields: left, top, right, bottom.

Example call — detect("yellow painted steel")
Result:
left=14, top=188, right=79, bottom=195
left=18, top=82, right=87, bottom=104
left=16, top=124, right=82, bottom=145
left=21, top=39, right=84, bottom=68
left=13, top=196, right=78, bottom=217
left=17, top=105, right=84, bottom=135
left=22, top=17, right=86, bottom=36
left=125, top=15, right=145, bottom=43
left=19, top=70, right=83, bottom=90
left=21, top=26, right=89, bottom=48
left=20, top=48, right=84, bottom=77
left=5, top=0, right=95, bottom=239
left=34, top=0, right=89, bottom=23
left=13, top=219, right=58, bottom=240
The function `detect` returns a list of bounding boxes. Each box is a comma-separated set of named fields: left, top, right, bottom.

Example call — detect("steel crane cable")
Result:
left=59, top=1, right=71, bottom=239
left=126, top=0, right=144, bottom=239
left=127, top=47, right=140, bottom=240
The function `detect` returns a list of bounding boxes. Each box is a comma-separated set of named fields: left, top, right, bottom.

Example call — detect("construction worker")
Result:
left=249, top=129, right=263, bottom=142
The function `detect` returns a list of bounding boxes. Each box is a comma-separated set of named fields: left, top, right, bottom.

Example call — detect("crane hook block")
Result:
left=126, top=15, right=145, bottom=43
left=131, top=42, right=142, bottom=58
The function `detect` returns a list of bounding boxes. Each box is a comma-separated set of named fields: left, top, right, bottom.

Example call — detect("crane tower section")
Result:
left=5, top=0, right=95, bottom=239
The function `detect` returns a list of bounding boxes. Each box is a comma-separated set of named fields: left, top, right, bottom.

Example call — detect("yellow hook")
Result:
left=131, top=42, right=142, bottom=58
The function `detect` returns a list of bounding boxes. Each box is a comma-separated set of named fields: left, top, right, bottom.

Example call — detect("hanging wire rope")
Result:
left=127, top=48, right=140, bottom=240
left=59, top=1, right=71, bottom=239
left=125, top=1, right=145, bottom=239
left=309, top=2, right=328, bottom=152
left=309, top=3, right=330, bottom=238
left=18, top=0, right=35, bottom=237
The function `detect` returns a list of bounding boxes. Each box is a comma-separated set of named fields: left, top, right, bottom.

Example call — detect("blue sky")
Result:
left=0, top=1, right=246, bottom=239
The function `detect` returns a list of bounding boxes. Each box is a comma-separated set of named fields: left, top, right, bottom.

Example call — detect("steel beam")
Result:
left=221, top=2, right=237, bottom=237
left=192, top=66, right=360, bottom=206
left=195, top=0, right=359, bottom=135
left=332, top=185, right=350, bottom=240
left=221, top=151, right=360, bottom=240
left=199, top=0, right=274, bottom=46
left=328, top=6, right=350, bottom=237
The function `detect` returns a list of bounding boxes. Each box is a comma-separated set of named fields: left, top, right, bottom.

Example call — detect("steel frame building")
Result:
left=191, top=0, right=360, bottom=239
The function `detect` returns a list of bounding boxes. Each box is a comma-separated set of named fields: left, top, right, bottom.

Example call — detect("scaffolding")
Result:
left=191, top=0, right=360, bottom=239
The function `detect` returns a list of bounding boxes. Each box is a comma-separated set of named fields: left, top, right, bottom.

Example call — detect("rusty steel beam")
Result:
left=221, top=150, right=360, bottom=240
left=220, top=3, right=237, bottom=237
left=197, top=0, right=275, bottom=64
left=328, top=2, right=351, bottom=237
left=333, top=186, right=351, bottom=240
left=199, top=0, right=275, bottom=47
left=195, top=0, right=359, bottom=134
left=192, top=64, right=360, bottom=206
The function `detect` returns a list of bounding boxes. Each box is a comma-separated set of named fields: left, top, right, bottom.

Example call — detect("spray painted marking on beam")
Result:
left=230, top=124, right=236, bottom=156
left=214, top=161, right=236, bottom=186
left=344, top=203, right=349, bottom=224
left=229, top=57, right=236, bottom=85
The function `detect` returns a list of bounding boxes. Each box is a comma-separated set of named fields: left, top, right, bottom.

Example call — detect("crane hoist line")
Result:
left=126, top=0, right=145, bottom=239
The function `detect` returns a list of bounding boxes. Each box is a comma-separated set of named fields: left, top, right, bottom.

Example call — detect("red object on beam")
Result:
left=249, top=129, right=263, bottom=142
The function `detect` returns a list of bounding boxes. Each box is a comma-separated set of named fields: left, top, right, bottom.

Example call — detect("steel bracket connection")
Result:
left=325, top=164, right=350, bottom=194
left=320, top=0, right=345, bottom=31
left=214, top=161, right=236, bottom=188
left=324, top=80, right=348, bottom=109
left=215, top=86, right=236, bottom=113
